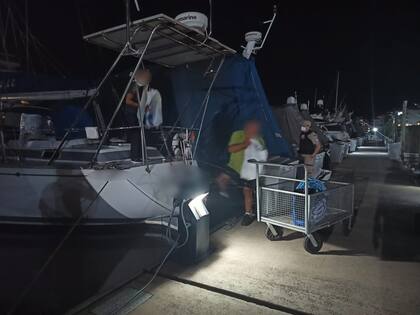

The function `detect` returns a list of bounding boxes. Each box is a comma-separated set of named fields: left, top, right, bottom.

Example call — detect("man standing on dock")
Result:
left=216, top=120, right=267, bottom=226
left=298, top=120, right=321, bottom=175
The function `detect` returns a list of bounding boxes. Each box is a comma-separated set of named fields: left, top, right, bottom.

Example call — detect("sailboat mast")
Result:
left=335, top=71, right=340, bottom=113
left=25, top=0, right=29, bottom=72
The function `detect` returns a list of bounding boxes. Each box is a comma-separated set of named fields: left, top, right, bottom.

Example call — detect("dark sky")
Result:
left=9, top=0, right=420, bottom=117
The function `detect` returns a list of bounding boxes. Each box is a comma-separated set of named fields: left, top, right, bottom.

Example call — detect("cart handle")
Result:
left=248, top=159, right=305, bottom=168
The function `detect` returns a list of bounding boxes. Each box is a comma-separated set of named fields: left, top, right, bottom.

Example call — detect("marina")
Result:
left=0, top=1, right=419, bottom=314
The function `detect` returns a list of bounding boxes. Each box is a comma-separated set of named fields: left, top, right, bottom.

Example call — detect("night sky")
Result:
left=8, top=0, right=420, bottom=117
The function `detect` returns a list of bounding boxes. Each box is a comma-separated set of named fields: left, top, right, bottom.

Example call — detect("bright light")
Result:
left=188, top=193, right=209, bottom=220
left=372, top=127, right=378, bottom=132
left=397, top=111, right=403, bottom=116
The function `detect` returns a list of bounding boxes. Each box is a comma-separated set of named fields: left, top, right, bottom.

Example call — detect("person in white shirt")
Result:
left=125, top=68, right=162, bottom=161
left=215, top=120, right=268, bottom=226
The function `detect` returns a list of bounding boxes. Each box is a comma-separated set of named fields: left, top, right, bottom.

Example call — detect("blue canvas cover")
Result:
left=168, top=55, right=291, bottom=167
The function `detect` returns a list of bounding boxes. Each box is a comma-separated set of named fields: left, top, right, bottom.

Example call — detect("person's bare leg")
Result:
left=241, top=186, right=255, bottom=226
left=303, top=154, right=314, bottom=176
left=243, top=187, right=253, bottom=214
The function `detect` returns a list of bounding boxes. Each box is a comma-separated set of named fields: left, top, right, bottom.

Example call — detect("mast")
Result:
left=25, top=0, right=29, bottom=72
left=334, top=71, right=339, bottom=113
left=401, top=100, right=408, bottom=155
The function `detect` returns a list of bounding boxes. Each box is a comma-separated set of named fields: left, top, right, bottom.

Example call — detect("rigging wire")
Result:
left=126, top=178, right=173, bottom=213
left=4, top=0, right=66, bottom=75
left=191, top=56, right=225, bottom=159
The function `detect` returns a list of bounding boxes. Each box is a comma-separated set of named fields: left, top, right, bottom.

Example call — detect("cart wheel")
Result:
left=265, top=225, right=283, bottom=241
left=304, top=233, right=323, bottom=254
left=342, top=218, right=352, bottom=236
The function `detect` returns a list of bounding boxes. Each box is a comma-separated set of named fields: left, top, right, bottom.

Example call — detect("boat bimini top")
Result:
left=83, top=13, right=236, bottom=67
left=48, top=13, right=236, bottom=167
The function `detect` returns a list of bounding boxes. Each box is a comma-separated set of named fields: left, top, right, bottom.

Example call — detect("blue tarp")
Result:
left=51, top=103, right=93, bottom=139
left=168, top=55, right=291, bottom=167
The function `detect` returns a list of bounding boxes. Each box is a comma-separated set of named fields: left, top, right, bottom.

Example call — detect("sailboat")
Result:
left=0, top=11, right=237, bottom=225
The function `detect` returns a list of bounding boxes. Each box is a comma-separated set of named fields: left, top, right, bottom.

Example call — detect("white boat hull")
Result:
left=0, top=161, right=205, bottom=225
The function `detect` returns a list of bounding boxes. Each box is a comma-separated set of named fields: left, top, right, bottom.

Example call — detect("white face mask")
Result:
left=135, top=80, right=145, bottom=87
left=301, top=126, right=308, bottom=132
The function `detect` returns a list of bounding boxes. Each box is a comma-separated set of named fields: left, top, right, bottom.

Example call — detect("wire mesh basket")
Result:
left=253, top=161, right=354, bottom=254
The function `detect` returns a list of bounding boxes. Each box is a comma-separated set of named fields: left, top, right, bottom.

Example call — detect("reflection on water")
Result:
left=0, top=224, right=170, bottom=315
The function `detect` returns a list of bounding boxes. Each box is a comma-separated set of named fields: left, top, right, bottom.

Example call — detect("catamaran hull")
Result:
left=0, top=161, right=205, bottom=225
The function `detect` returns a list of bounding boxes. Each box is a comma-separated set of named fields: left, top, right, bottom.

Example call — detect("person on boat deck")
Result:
left=125, top=68, right=162, bottom=162
left=216, top=120, right=267, bottom=226
left=299, top=120, right=321, bottom=175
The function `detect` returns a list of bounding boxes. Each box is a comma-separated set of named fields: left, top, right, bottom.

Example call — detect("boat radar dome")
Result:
left=300, top=103, right=309, bottom=111
left=175, top=12, right=208, bottom=32
left=317, top=99, right=324, bottom=106
left=242, top=31, right=262, bottom=59
left=287, top=96, right=297, bottom=105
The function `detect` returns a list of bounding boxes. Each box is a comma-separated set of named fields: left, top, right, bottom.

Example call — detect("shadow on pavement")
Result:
left=317, top=249, right=366, bottom=256
left=372, top=167, right=420, bottom=262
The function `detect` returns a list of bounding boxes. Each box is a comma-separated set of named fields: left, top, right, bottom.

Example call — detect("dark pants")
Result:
left=125, top=107, right=160, bottom=161
left=125, top=108, right=141, bottom=160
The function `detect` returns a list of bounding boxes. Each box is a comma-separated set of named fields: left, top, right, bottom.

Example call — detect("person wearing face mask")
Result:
left=125, top=68, right=162, bottom=161
left=299, top=120, right=321, bottom=175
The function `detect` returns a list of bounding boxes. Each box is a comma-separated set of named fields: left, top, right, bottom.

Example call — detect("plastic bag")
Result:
left=240, top=138, right=268, bottom=180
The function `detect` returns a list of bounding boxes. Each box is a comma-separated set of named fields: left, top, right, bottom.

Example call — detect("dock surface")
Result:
left=82, top=146, right=420, bottom=315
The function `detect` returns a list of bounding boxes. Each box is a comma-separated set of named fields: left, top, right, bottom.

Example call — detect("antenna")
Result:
left=241, top=5, right=277, bottom=59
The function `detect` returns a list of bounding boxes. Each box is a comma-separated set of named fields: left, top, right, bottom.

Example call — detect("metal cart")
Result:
left=252, top=161, right=354, bottom=254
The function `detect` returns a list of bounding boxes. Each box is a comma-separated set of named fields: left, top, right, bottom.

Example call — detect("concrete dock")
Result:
left=81, top=146, right=420, bottom=315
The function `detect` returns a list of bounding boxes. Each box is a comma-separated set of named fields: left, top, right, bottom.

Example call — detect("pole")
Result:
left=304, top=165, right=308, bottom=235
left=313, top=88, right=317, bottom=111
left=125, top=0, right=131, bottom=45
left=135, top=85, right=150, bottom=172
left=392, top=114, right=396, bottom=143
left=25, top=0, right=29, bottom=72
left=401, top=100, right=408, bottom=157
left=335, top=71, right=340, bottom=113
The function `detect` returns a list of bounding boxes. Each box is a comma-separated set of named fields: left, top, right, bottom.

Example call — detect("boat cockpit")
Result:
left=0, top=14, right=236, bottom=171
